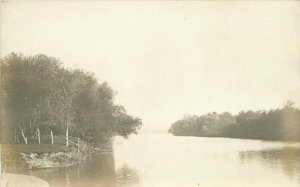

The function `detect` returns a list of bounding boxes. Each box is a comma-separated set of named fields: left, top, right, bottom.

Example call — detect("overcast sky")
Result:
left=1, top=1, right=300, bottom=131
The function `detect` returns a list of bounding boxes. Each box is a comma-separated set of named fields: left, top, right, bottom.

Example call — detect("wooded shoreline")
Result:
left=169, top=102, right=300, bottom=142
left=1, top=53, right=142, bottom=146
left=1, top=53, right=143, bottom=187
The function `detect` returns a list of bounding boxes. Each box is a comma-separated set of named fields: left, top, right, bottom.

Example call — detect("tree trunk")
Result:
left=77, top=137, right=80, bottom=153
left=37, top=128, right=41, bottom=144
left=17, top=134, right=20, bottom=144
left=51, top=131, right=54, bottom=144
left=66, top=124, right=69, bottom=147
left=21, top=128, right=27, bottom=144
left=14, top=128, right=17, bottom=143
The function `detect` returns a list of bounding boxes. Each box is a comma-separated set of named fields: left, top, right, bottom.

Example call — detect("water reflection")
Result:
left=4, top=134, right=300, bottom=187
left=30, top=152, right=117, bottom=187
left=116, top=164, right=140, bottom=187
left=113, top=134, right=300, bottom=187
left=239, top=147, right=300, bottom=183
left=30, top=152, right=141, bottom=187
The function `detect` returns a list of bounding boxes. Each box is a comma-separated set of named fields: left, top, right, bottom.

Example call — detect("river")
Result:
left=26, top=133, right=300, bottom=187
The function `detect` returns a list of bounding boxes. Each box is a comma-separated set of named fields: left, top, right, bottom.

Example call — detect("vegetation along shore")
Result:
left=1, top=53, right=142, bottom=171
left=169, top=101, right=300, bottom=141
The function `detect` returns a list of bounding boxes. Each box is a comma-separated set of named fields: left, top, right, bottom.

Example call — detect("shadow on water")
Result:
left=29, top=152, right=116, bottom=187
left=116, top=164, right=140, bottom=187
left=239, top=147, right=300, bottom=183
left=20, top=151, right=141, bottom=187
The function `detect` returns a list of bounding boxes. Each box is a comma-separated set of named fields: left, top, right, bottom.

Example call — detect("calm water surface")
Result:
left=29, top=134, right=300, bottom=187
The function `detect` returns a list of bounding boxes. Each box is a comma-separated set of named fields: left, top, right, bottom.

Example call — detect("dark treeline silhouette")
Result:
left=169, top=101, right=300, bottom=141
left=1, top=53, right=142, bottom=144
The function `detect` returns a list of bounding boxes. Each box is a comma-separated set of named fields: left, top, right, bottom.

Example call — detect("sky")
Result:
left=1, top=1, right=300, bottom=132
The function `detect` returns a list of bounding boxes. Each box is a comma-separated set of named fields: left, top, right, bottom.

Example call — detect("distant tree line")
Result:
left=169, top=101, right=300, bottom=141
left=1, top=53, right=142, bottom=144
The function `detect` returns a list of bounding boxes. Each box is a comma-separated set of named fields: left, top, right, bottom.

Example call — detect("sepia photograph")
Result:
left=0, top=1, right=300, bottom=187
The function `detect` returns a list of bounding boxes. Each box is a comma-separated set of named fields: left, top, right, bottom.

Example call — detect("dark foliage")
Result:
left=1, top=53, right=142, bottom=144
left=169, top=101, right=300, bottom=141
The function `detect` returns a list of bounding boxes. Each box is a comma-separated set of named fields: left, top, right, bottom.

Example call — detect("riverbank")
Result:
left=1, top=143, right=111, bottom=171
left=171, top=134, right=300, bottom=142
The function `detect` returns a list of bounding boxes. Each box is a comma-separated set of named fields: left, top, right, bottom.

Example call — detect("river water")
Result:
left=28, top=133, right=300, bottom=187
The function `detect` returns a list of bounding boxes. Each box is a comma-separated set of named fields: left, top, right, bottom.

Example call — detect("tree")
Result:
left=169, top=102, right=300, bottom=141
left=1, top=53, right=142, bottom=144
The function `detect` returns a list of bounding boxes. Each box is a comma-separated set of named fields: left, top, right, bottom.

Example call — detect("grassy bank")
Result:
left=2, top=144, right=69, bottom=154
left=1, top=143, right=98, bottom=170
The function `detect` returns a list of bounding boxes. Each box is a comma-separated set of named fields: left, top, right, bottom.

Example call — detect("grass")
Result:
left=2, top=140, right=110, bottom=170
left=2, top=143, right=90, bottom=170
left=2, top=144, right=69, bottom=154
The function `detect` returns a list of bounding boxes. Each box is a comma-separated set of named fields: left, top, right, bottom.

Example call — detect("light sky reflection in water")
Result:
left=114, top=134, right=300, bottom=187
left=27, top=134, right=300, bottom=187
